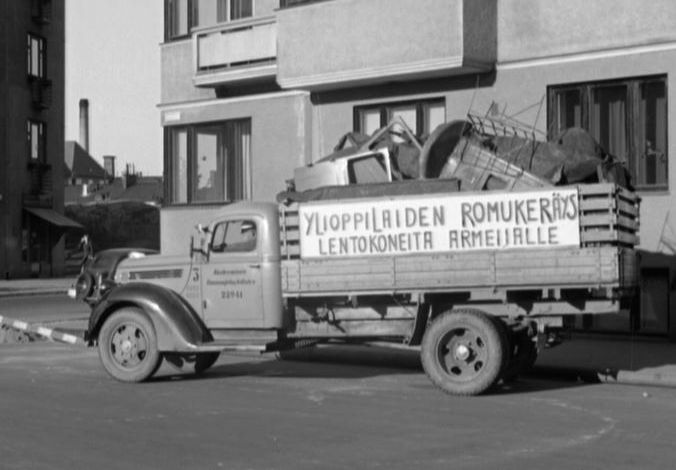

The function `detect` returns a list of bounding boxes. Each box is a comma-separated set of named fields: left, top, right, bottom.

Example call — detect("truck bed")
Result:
left=279, top=183, right=639, bottom=299
left=281, top=246, right=636, bottom=296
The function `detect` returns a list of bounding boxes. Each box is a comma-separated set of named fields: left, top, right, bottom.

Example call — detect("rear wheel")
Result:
left=421, top=309, right=507, bottom=396
left=98, top=308, right=162, bottom=383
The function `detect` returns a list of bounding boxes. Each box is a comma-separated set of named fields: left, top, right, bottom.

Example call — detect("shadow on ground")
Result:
left=150, top=345, right=594, bottom=395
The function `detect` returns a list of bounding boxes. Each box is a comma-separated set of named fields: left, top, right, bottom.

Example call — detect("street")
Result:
left=2, top=300, right=676, bottom=469
left=1, top=294, right=89, bottom=325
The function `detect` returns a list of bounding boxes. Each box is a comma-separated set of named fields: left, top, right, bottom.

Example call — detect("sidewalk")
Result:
left=535, top=334, right=676, bottom=388
left=0, top=276, right=73, bottom=298
left=1, top=276, right=676, bottom=389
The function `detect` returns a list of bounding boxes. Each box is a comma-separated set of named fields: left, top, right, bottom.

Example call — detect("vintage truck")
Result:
left=77, top=180, right=639, bottom=395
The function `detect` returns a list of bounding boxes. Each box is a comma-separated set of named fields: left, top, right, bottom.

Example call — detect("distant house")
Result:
left=64, top=146, right=163, bottom=206
left=117, top=175, right=163, bottom=206
left=64, top=141, right=108, bottom=186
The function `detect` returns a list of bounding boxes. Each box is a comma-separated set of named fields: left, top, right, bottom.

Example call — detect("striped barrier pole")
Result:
left=0, top=315, right=84, bottom=345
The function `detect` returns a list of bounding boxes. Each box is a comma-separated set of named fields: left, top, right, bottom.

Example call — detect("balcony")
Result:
left=31, top=0, right=52, bottom=25
left=193, top=16, right=277, bottom=87
left=24, top=162, right=53, bottom=207
left=276, top=0, right=497, bottom=91
left=30, top=78, right=52, bottom=110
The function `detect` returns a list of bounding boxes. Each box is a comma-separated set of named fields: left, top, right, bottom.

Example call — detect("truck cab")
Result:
left=193, top=202, right=284, bottom=330
left=112, top=201, right=284, bottom=332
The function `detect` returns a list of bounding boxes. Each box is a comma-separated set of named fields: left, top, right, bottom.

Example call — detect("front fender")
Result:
left=86, top=282, right=212, bottom=352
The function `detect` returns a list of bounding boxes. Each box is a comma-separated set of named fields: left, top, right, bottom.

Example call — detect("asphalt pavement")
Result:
left=6, top=341, right=676, bottom=470
left=2, top=276, right=676, bottom=390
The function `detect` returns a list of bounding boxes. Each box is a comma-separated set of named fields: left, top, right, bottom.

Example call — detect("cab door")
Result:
left=201, top=217, right=265, bottom=328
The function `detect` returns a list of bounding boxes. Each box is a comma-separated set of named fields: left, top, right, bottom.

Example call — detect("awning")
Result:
left=24, top=207, right=83, bottom=229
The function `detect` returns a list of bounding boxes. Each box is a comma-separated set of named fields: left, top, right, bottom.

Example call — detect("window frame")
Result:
left=26, top=119, right=46, bottom=163
left=220, top=0, right=254, bottom=22
left=353, top=98, right=446, bottom=137
left=210, top=218, right=258, bottom=253
left=279, top=0, right=328, bottom=8
left=547, top=74, right=668, bottom=191
left=27, top=33, right=46, bottom=79
left=165, top=0, right=255, bottom=41
left=164, top=118, right=252, bottom=206
left=164, top=0, right=196, bottom=41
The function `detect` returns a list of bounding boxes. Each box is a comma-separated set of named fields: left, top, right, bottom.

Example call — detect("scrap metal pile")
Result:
left=279, top=111, right=631, bottom=203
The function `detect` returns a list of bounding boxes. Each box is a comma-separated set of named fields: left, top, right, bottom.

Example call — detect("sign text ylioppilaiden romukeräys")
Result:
left=298, top=188, right=581, bottom=258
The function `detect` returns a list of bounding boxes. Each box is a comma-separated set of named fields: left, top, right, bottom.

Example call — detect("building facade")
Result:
left=0, top=0, right=78, bottom=278
left=159, top=0, right=676, bottom=339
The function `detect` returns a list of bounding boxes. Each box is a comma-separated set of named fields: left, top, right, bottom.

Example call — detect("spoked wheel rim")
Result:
left=437, top=326, right=488, bottom=383
left=110, top=322, right=150, bottom=369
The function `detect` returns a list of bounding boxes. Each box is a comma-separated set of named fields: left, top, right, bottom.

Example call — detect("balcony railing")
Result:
left=31, top=0, right=52, bottom=25
left=193, top=16, right=277, bottom=87
left=24, top=161, right=53, bottom=207
left=30, top=78, right=52, bottom=110
left=276, top=0, right=496, bottom=91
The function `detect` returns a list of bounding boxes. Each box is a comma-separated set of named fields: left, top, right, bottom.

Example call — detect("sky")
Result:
left=65, top=1, right=164, bottom=176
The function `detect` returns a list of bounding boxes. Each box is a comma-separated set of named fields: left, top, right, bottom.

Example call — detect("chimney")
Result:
left=124, top=162, right=137, bottom=188
left=103, top=155, right=116, bottom=180
left=79, top=99, right=89, bottom=152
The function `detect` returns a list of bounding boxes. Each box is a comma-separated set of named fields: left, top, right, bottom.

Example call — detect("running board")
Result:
left=186, top=338, right=319, bottom=354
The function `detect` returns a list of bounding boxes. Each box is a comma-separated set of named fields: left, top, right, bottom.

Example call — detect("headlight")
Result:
left=74, top=273, right=94, bottom=300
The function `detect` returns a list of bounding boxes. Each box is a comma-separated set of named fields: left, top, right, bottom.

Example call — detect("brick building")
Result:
left=0, top=0, right=80, bottom=278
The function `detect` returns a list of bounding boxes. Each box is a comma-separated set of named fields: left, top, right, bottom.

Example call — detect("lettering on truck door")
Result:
left=202, top=218, right=265, bottom=328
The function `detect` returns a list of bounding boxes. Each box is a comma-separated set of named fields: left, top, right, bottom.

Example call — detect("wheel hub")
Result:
left=111, top=324, right=145, bottom=366
left=121, top=339, right=133, bottom=354
left=454, top=343, right=471, bottom=361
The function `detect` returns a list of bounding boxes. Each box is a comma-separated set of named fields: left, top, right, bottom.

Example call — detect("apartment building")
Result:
left=159, top=0, right=676, bottom=338
left=0, top=0, right=78, bottom=278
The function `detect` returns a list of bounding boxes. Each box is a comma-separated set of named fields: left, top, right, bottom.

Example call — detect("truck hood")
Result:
left=114, top=254, right=194, bottom=286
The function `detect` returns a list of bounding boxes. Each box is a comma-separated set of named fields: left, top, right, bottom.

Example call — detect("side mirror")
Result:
left=189, top=234, right=210, bottom=262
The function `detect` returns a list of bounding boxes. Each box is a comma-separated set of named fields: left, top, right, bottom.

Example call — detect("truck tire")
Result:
left=98, top=307, right=162, bottom=383
left=421, top=309, right=507, bottom=396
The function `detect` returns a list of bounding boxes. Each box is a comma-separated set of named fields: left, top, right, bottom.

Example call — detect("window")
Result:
left=165, top=119, right=251, bottom=204
left=27, top=120, right=45, bottom=162
left=548, top=75, right=668, bottom=190
left=166, top=0, right=253, bottom=38
left=354, top=98, right=446, bottom=137
left=165, top=0, right=194, bottom=40
left=279, top=0, right=324, bottom=7
left=168, top=128, right=188, bottom=203
left=220, top=0, right=253, bottom=21
left=211, top=219, right=257, bottom=253
left=27, top=34, right=45, bottom=78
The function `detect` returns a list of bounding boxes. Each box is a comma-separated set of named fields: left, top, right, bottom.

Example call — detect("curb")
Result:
left=531, top=365, right=676, bottom=389
left=0, top=288, right=69, bottom=298
left=0, top=315, right=85, bottom=345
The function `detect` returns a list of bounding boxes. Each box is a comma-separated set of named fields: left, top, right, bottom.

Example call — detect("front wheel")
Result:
left=421, top=309, right=508, bottom=396
left=98, top=307, right=162, bottom=383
